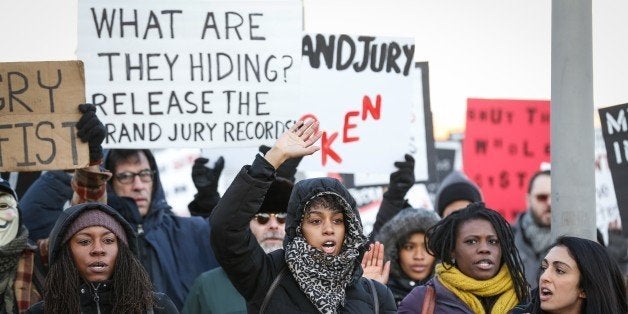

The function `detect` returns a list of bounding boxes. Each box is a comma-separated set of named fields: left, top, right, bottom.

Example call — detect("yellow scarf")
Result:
left=435, top=263, right=518, bottom=314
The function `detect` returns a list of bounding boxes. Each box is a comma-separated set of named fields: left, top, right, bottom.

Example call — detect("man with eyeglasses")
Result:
left=182, top=177, right=293, bottom=314
left=511, top=169, right=552, bottom=287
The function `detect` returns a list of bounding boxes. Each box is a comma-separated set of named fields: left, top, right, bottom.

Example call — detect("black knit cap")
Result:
left=436, top=182, right=482, bottom=217
left=258, top=177, right=293, bottom=214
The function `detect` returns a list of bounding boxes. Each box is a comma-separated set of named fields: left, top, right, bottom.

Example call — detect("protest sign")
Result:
left=463, top=98, right=550, bottom=222
left=78, top=0, right=302, bottom=148
left=298, top=34, right=433, bottom=178
left=0, top=61, right=89, bottom=172
left=598, top=103, right=628, bottom=236
left=201, top=39, right=435, bottom=179
left=594, top=128, right=621, bottom=241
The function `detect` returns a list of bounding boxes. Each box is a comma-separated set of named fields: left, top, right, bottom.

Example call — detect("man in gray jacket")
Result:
left=511, top=169, right=552, bottom=287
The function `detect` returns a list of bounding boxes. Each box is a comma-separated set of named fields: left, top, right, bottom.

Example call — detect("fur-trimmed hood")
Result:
left=375, top=207, right=440, bottom=279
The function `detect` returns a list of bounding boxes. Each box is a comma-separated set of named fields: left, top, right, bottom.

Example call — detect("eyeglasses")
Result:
left=114, top=169, right=155, bottom=185
left=252, top=213, right=287, bottom=225
left=535, top=193, right=550, bottom=203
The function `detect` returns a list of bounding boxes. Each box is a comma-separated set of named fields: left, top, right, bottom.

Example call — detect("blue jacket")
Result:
left=20, top=150, right=218, bottom=310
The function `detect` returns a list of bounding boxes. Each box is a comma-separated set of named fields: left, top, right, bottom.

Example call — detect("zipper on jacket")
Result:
left=137, top=224, right=144, bottom=235
left=91, top=282, right=102, bottom=314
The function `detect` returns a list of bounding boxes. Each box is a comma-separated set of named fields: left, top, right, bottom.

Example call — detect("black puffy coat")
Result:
left=210, top=155, right=396, bottom=313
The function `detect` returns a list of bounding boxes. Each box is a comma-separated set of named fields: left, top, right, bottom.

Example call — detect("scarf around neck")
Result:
left=521, top=211, right=552, bottom=254
left=0, top=226, right=28, bottom=313
left=436, top=263, right=518, bottom=314
left=285, top=234, right=360, bottom=314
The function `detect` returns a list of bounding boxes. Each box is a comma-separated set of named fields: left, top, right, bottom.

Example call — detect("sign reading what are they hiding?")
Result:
left=78, top=0, right=302, bottom=149
left=0, top=61, right=89, bottom=172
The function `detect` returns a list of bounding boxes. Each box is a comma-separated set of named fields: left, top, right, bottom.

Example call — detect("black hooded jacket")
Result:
left=210, top=155, right=396, bottom=313
left=27, top=203, right=178, bottom=313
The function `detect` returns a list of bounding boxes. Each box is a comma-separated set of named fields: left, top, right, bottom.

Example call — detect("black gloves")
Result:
left=76, top=104, right=106, bottom=164
left=259, top=145, right=302, bottom=183
left=383, top=154, right=415, bottom=201
left=188, top=156, right=224, bottom=217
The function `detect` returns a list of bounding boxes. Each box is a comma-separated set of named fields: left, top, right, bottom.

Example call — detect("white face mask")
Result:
left=0, top=192, right=19, bottom=246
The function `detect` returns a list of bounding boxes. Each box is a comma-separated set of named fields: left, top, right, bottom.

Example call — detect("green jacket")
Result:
left=182, top=267, right=246, bottom=314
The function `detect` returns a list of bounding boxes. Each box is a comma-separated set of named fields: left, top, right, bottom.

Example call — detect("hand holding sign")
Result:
left=77, top=104, right=106, bottom=164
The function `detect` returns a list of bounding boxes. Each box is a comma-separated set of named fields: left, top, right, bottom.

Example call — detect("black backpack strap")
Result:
left=260, top=266, right=287, bottom=314
left=367, top=279, right=379, bottom=314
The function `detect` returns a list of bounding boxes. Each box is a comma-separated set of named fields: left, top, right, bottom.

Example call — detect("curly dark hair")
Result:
left=44, top=241, right=155, bottom=313
left=425, top=202, right=530, bottom=303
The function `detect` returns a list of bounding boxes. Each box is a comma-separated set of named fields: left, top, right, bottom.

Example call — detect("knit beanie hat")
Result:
left=258, top=177, right=293, bottom=214
left=62, top=209, right=128, bottom=245
left=435, top=171, right=482, bottom=217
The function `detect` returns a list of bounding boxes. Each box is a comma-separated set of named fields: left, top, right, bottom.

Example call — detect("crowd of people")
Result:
left=0, top=105, right=626, bottom=314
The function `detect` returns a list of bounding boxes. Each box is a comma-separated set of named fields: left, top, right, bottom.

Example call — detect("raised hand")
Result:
left=384, top=154, right=415, bottom=200
left=361, top=241, right=391, bottom=284
left=263, top=120, right=321, bottom=170
left=76, top=104, right=106, bottom=164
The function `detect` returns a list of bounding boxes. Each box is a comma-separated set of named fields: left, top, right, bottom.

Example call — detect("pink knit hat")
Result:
left=62, top=209, right=128, bottom=245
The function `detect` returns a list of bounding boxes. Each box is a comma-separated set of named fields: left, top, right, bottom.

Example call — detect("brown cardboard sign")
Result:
left=0, top=61, right=89, bottom=171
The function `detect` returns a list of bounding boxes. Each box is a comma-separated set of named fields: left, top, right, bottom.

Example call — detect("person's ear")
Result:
left=578, top=289, right=586, bottom=299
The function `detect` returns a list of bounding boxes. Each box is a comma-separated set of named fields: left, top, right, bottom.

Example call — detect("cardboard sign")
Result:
left=0, top=61, right=89, bottom=172
left=598, top=103, right=628, bottom=236
left=463, top=98, right=550, bottom=222
left=77, top=0, right=302, bottom=148
left=298, top=34, right=433, bottom=178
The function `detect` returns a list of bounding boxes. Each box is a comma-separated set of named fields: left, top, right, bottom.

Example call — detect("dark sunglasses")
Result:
left=253, top=213, right=287, bottom=225
left=114, top=169, right=155, bottom=185
left=534, top=193, right=550, bottom=203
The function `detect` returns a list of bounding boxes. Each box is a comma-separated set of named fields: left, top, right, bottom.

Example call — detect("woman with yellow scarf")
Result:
left=398, top=202, right=530, bottom=313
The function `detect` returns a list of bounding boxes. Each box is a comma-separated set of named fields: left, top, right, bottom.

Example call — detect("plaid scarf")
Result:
left=0, top=226, right=28, bottom=313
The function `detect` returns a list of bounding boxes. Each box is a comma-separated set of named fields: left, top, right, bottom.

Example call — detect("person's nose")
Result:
left=267, top=217, right=280, bottom=230
left=90, top=241, right=105, bottom=256
left=322, top=219, right=335, bottom=235
left=131, top=175, right=147, bottom=190
left=413, top=248, right=425, bottom=260
left=478, top=241, right=491, bottom=254
left=539, top=267, right=551, bottom=283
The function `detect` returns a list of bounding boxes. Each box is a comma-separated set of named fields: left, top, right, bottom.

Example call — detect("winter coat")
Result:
left=181, top=267, right=246, bottom=314
left=27, top=202, right=178, bottom=314
left=398, top=278, right=527, bottom=314
left=19, top=150, right=219, bottom=310
left=21, top=170, right=73, bottom=241
left=375, top=207, right=440, bottom=304
left=210, top=155, right=396, bottom=313
left=27, top=281, right=178, bottom=314
left=398, top=278, right=474, bottom=313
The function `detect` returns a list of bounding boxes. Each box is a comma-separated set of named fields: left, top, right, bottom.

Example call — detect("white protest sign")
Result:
left=595, top=128, right=621, bottom=239
left=297, top=33, right=428, bottom=178
left=78, top=0, right=302, bottom=148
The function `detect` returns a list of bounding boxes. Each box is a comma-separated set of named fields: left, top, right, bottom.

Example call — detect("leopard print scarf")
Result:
left=285, top=194, right=368, bottom=314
